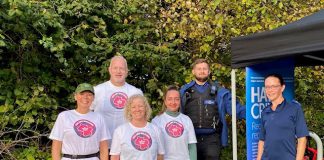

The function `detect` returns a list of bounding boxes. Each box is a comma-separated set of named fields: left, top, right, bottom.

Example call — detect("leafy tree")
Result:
left=156, top=1, right=323, bottom=159
left=0, top=0, right=323, bottom=159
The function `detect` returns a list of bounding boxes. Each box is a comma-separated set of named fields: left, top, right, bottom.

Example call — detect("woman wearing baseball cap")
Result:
left=49, top=83, right=110, bottom=160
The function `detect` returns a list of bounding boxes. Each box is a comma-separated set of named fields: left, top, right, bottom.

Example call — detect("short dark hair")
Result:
left=192, top=58, right=210, bottom=69
left=265, top=73, right=285, bottom=85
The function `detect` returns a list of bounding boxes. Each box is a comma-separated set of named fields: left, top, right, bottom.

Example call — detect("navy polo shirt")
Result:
left=194, top=81, right=209, bottom=93
left=259, top=99, right=309, bottom=160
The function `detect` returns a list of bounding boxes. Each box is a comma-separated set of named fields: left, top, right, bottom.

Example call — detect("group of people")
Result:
left=49, top=56, right=309, bottom=160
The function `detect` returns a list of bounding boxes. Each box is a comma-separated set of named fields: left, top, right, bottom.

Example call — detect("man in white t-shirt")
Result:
left=91, top=55, right=143, bottom=148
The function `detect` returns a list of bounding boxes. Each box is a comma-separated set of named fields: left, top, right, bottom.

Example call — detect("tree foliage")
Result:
left=0, top=0, right=323, bottom=159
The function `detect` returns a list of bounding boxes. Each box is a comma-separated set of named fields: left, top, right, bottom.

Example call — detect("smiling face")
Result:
left=75, top=91, right=94, bottom=110
left=192, top=62, right=210, bottom=84
left=108, top=57, right=128, bottom=86
left=130, top=97, right=146, bottom=121
left=164, top=90, right=180, bottom=112
left=264, top=76, right=285, bottom=103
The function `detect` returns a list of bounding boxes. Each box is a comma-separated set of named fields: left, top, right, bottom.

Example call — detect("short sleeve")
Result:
left=154, top=125, right=165, bottom=155
left=99, top=114, right=111, bottom=141
left=187, top=117, right=197, bottom=144
left=295, top=106, right=309, bottom=138
left=258, top=112, right=265, bottom=141
left=137, top=88, right=144, bottom=95
left=49, top=112, right=65, bottom=141
left=110, top=127, right=122, bottom=155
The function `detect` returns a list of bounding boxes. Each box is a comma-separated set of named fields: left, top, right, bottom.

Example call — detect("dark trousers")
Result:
left=196, top=133, right=221, bottom=160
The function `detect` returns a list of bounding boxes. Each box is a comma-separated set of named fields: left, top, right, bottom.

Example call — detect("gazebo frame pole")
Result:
left=231, top=69, right=238, bottom=160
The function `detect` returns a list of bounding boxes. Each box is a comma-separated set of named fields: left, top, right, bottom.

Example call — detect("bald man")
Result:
left=91, top=56, right=143, bottom=149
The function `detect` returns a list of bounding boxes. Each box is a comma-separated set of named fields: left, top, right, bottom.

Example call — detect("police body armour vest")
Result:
left=184, top=85, right=219, bottom=129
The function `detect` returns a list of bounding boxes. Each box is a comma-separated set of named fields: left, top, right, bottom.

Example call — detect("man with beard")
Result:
left=180, top=59, right=246, bottom=160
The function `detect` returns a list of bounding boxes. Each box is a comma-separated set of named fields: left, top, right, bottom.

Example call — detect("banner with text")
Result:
left=246, top=59, right=294, bottom=160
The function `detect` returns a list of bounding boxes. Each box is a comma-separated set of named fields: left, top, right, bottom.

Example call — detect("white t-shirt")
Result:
left=90, top=81, right=143, bottom=147
left=110, top=122, right=165, bottom=160
left=151, top=112, right=197, bottom=160
left=49, top=110, right=110, bottom=160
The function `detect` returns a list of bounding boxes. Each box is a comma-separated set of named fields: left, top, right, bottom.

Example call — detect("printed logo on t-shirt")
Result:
left=131, top=131, right=152, bottom=151
left=74, top=119, right=96, bottom=138
left=165, top=121, right=184, bottom=138
left=110, top=92, right=128, bottom=109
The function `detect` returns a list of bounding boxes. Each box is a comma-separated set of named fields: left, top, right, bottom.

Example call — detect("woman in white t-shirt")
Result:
left=110, top=94, right=165, bottom=160
left=49, top=83, right=110, bottom=160
left=152, top=85, right=197, bottom=160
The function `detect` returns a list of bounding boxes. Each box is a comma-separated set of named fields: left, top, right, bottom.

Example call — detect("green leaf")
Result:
left=27, top=154, right=35, bottom=160
left=278, top=2, right=283, bottom=9
left=0, top=105, right=9, bottom=113
left=14, top=89, right=22, bottom=96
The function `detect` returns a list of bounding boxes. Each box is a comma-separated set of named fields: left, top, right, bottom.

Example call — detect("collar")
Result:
left=194, top=81, right=209, bottom=87
left=194, top=81, right=210, bottom=93
left=165, top=110, right=180, bottom=117
left=264, top=99, right=286, bottom=113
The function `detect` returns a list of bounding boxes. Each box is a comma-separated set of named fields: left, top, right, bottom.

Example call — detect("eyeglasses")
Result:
left=265, top=85, right=282, bottom=90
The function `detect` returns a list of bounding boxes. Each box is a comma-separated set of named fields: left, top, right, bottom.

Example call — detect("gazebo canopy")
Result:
left=231, top=9, right=324, bottom=68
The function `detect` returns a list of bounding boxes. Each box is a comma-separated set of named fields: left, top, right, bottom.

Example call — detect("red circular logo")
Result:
left=74, top=119, right=96, bottom=138
left=131, top=131, right=152, bottom=151
left=165, top=121, right=184, bottom=138
left=110, top=92, right=128, bottom=109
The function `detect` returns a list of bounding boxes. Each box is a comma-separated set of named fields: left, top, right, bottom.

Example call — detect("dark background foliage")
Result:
left=0, top=0, right=323, bottom=159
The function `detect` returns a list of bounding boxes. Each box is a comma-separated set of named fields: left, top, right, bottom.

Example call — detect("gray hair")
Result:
left=109, top=55, right=128, bottom=69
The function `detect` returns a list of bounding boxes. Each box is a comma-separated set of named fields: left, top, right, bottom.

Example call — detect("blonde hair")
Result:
left=124, top=94, right=152, bottom=121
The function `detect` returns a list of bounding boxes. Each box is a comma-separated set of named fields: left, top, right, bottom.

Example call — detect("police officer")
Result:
left=180, top=59, right=246, bottom=160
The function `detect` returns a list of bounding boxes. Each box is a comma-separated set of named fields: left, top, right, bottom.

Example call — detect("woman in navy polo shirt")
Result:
left=257, top=73, right=309, bottom=160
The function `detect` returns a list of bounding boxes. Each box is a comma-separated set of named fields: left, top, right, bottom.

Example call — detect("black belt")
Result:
left=62, top=151, right=99, bottom=159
